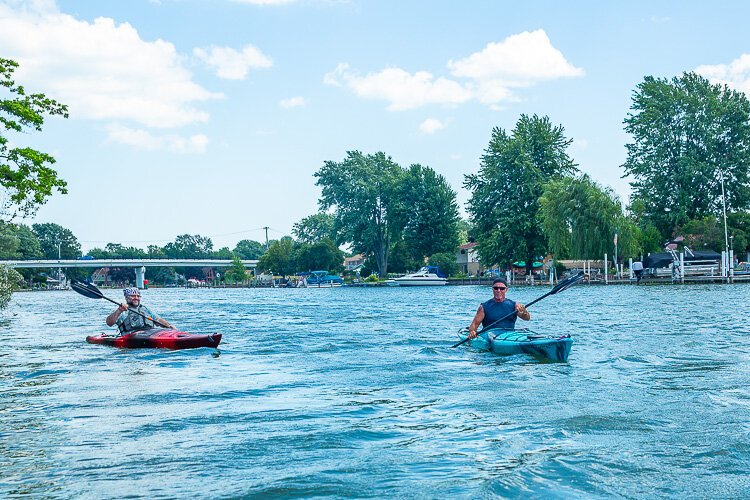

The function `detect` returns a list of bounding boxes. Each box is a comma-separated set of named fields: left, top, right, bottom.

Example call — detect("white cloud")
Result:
left=324, top=64, right=472, bottom=111
left=419, top=118, right=446, bottom=134
left=450, top=153, right=462, bottom=160
left=696, top=54, right=750, bottom=95
left=193, top=44, right=272, bottom=80
left=325, top=29, right=583, bottom=111
left=279, top=96, right=306, bottom=109
left=106, top=124, right=208, bottom=153
left=447, top=29, right=584, bottom=86
left=0, top=0, right=222, bottom=129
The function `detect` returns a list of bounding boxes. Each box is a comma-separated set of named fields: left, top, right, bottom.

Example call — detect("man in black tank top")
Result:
left=466, top=277, right=530, bottom=339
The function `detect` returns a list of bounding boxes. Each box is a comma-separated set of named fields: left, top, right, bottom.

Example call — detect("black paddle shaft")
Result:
left=451, top=271, right=584, bottom=349
left=70, top=280, right=170, bottom=328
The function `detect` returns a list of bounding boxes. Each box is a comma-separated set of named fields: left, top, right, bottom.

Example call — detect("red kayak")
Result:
left=86, top=328, right=222, bottom=349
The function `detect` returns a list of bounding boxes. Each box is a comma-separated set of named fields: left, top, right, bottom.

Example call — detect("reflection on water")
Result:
left=1, top=284, right=750, bottom=497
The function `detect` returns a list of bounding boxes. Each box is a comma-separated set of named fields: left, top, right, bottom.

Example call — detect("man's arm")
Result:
left=106, top=303, right=127, bottom=326
left=515, top=302, right=530, bottom=321
left=467, top=305, right=484, bottom=339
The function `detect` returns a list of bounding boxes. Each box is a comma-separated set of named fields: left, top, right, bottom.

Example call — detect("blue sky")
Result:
left=2, top=0, right=750, bottom=251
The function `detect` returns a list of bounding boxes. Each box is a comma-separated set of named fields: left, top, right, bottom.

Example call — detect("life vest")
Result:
left=117, top=305, right=156, bottom=334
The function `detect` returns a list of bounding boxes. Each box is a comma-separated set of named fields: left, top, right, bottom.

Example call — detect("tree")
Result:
left=31, top=223, right=81, bottom=259
left=428, top=252, right=459, bottom=277
left=13, top=223, right=43, bottom=259
left=465, top=115, right=577, bottom=268
left=675, top=216, right=726, bottom=253
left=293, top=239, right=344, bottom=273
left=395, top=164, right=460, bottom=264
left=0, top=58, right=68, bottom=219
left=233, top=239, right=265, bottom=259
left=223, top=255, right=247, bottom=283
left=623, top=72, right=750, bottom=237
left=0, top=265, right=22, bottom=309
left=213, top=246, right=233, bottom=259
left=163, top=234, right=213, bottom=258
left=257, top=237, right=296, bottom=276
left=539, top=175, right=640, bottom=260
left=292, top=213, right=338, bottom=244
left=315, top=151, right=404, bottom=277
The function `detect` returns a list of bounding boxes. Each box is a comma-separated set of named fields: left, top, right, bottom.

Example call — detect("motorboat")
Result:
left=304, top=270, right=344, bottom=287
left=386, top=266, right=447, bottom=286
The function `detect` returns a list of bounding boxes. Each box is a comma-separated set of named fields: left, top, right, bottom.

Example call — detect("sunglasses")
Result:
left=493, top=286, right=507, bottom=291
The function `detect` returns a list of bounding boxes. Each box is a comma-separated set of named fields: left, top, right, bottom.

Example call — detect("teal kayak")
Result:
left=457, top=328, right=573, bottom=362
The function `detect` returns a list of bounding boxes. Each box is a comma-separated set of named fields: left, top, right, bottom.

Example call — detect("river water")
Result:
left=2, top=283, right=749, bottom=498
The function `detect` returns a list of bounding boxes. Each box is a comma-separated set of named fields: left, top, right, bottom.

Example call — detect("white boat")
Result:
left=387, top=266, right=448, bottom=286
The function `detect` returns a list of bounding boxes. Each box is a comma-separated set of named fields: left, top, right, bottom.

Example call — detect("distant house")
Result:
left=91, top=268, right=110, bottom=285
left=344, top=254, right=365, bottom=271
left=456, top=242, right=480, bottom=275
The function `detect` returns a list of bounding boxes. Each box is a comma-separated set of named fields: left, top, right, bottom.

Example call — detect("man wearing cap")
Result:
left=106, top=287, right=174, bottom=334
left=467, top=277, right=530, bottom=339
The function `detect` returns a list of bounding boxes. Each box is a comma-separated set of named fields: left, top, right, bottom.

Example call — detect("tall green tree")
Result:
left=293, top=238, right=344, bottom=272
left=292, top=213, right=338, bottom=244
left=233, top=239, right=265, bottom=259
left=0, top=58, right=68, bottom=219
left=538, top=175, right=639, bottom=260
left=31, top=223, right=81, bottom=259
left=223, top=254, right=247, bottom=283
left=315, top=151, right=404, bottom=277
left=257, top=236, right=296, bottom=276
left=623, top=72, right=750, bottom=237
left=465, top=115, right=577, bottom=268
left=13, top=223, right=43, bottom=259
left=163, top=234, right=213, bottom=258
left=395, top=164, right=460, bottom=265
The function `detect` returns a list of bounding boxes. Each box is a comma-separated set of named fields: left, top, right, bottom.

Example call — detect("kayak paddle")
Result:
left=70, top=279, right=171, bottom=328
left=451, top=270, right=585, bottom=348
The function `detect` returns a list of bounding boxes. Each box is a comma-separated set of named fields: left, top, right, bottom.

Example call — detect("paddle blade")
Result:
left=550, top=270, right=585, bottom=295
left=71, top=279, right=104, bottom=299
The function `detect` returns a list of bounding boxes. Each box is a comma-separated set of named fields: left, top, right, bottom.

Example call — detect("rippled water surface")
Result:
left=2, top=284, right=750, bottom=498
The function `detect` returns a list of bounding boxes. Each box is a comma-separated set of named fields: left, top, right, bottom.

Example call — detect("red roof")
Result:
left=459, top=242, right=478, bottom=250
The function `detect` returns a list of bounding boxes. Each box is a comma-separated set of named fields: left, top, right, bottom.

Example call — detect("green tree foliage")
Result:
left=395, top=164, right=460, bottom=264
left=465, top=114, right=577, bottom=268
left=163, top=234, right=213, bottom=258
left=147, top=245, right=166, bottom=258
left=13, top=223, right=42, bottom=259
left=88, top=243, right=147, bottom=259
left=0, top=265, right=22, bottom=309
left=292, top=213, right=338, bottom=244
left=223, top=255, right=247, bottom=283
left=623, top=72, right=750, bottom=237
left=386, top=239, right=421, bottom=274
left=0, top=58, right=68, bottom=219
left=428, top=252, right=459, bottom=277
left=233, top=239, right=265, bottom=259
left=315, top=151, right=404, bottom=277
left=539, top=175, right=639, bottom=260
left=213, top=246, right=233, bottom=259
left=257, top=236, right=296, bottom=276
left=31, top=223, right=81, bottom=259
left=675, top=216, right=727, bottom=253
left=727, top=212, right=750, bottom=255
left=293, top=238, right=344, bottom=273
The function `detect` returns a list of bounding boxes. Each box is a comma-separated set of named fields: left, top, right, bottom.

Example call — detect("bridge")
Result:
left=0, top=259, right=259, bottom=288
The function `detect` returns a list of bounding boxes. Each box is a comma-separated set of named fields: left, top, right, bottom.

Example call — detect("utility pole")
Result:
left=719, top=169, right=729, bottom=281
left=56, top=238, right=62, bottom=283
left=263, top=226, right=269, bottom=250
